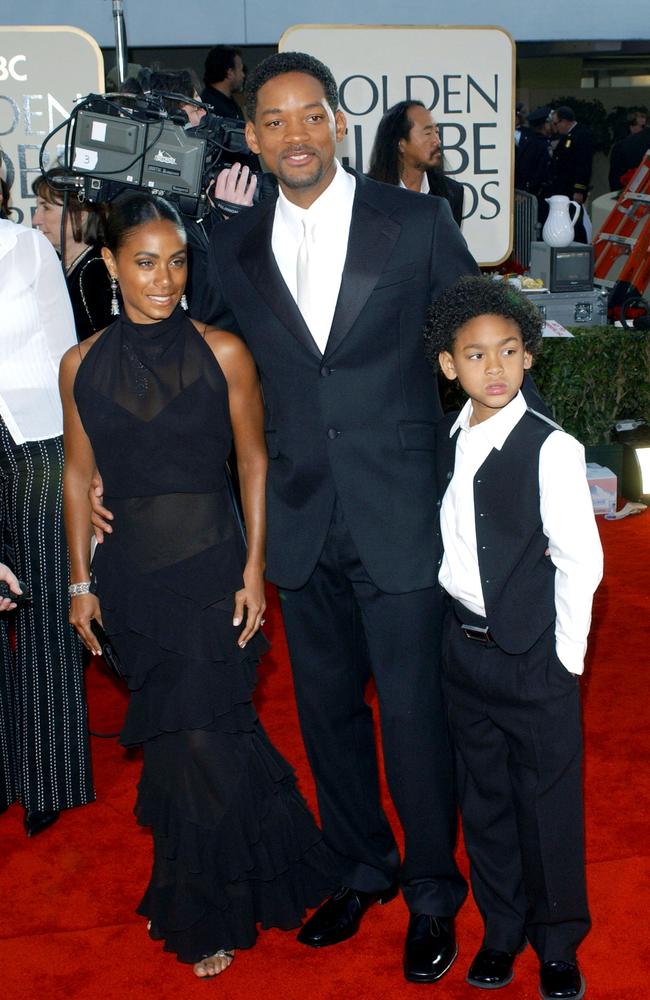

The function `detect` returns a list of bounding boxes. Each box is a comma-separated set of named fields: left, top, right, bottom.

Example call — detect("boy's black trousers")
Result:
left=441, top=605, right=590, bottom=963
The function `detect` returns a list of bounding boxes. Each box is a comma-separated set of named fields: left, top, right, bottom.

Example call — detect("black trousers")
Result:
left=441, top=607, right=590, bottom=962
left=278, top=499, right=467, bottom=916
left=0, top=421, right=94, bottom=813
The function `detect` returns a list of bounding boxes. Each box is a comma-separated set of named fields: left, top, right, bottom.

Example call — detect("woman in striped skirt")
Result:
left=0, top=216, right=94, bottom=835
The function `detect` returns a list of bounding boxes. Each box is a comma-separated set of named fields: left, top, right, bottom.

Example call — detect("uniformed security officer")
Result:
left=515, top=106, right=553, bottom=222
left=548, top=105, right=593, bottom=243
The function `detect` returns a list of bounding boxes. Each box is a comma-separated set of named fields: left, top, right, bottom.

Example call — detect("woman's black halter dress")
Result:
left=74, top=308, right=333, bottom=962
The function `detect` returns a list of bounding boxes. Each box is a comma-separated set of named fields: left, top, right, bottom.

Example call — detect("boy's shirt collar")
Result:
left=449, top=390, right=527, bottom=450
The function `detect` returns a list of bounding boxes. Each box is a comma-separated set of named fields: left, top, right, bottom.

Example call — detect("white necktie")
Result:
left=296, top=218, right=320, bottom=343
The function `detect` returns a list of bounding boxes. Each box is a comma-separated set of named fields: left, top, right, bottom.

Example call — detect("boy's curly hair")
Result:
left=423, top=276, right=544, bottom=370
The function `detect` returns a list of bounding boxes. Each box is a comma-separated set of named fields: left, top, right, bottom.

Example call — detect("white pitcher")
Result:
left=542, top=195, right=582, bottom=247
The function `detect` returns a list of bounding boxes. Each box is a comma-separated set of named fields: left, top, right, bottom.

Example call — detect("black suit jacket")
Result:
left=550, top=124, right=594, bottom=199
left=515, top=131, right=552, bottom=201
left=200, top=171, right=478, bottom=591
left=425, top=172, right=464, bottom=227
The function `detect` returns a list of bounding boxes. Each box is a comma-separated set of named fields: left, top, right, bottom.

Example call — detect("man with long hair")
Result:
left=367, top=101, right=464, bottom=226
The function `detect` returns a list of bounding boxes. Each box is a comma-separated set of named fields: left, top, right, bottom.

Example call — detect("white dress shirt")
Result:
left=271, top=159, right=356, bottom=355
left=439, top=391, right=603, bottom=674
left=0, top=220, right=77, bottom=443
left=399, top=173, right=430, bottom=194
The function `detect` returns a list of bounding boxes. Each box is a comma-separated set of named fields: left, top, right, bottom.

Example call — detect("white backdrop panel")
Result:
left=281, top=25, right=515, bottom=265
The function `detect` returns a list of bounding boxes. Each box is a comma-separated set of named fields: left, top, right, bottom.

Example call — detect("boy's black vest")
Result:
left=435, top=408, right=561, bottom=654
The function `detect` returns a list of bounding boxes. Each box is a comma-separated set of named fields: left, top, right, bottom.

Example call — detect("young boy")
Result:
left=424, top=277, right=603, bottom=999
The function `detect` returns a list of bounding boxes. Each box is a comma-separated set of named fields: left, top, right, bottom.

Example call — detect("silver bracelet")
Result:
left=69, top=581, right=91, bottom=597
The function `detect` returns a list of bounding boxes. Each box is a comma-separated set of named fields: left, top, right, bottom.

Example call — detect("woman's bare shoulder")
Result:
left=192, top=321, right=252, bottom=367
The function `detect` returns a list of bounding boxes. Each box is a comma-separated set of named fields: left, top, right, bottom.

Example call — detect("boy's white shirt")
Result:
left=439, top=390, right=604, bottom=674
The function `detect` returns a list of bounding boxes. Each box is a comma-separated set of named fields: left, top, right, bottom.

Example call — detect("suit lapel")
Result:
left=237, top=200, right=322, bottom=359
left=325, top=179, right=401, bottom=360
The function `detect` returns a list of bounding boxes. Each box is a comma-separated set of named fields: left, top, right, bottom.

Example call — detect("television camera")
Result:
left=38, top=90, right=265, bottom=219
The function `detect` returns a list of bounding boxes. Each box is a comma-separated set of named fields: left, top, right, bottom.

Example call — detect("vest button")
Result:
left=327, top=428, right=340, bottom=440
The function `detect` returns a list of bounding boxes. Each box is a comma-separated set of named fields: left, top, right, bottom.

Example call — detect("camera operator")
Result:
left=124, top=68, right=260, bottom=309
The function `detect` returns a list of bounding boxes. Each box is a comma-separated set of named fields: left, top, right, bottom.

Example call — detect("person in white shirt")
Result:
left=425, top=276, right=602, bottom=1000
left=0, top=218, right=94, bottom=837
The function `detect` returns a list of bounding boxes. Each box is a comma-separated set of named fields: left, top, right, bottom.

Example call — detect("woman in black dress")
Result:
left=59, top=193, right=332, bottom=978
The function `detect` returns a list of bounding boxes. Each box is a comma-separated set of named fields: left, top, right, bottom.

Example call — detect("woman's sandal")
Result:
left=146, top=920, right=234, bottom=978
left=193, top=950, right=235, bottom=978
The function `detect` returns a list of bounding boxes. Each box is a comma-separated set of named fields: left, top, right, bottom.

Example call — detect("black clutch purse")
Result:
left=90, top=619, right=125, bottom=679
left=0, top=579, right=31, bottom=604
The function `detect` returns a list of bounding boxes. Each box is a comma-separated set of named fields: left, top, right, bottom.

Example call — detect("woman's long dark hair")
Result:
left=367, top=100, right=426, bottom=185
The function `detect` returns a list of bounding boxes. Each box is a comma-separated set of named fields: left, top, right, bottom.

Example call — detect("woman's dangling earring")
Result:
left=110, top=276, right=120, bottom=316
left=180, top=293, right=188, bottom=311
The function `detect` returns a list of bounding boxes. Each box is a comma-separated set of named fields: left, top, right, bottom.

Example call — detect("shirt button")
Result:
left=327, top=428, right=340, bottom=440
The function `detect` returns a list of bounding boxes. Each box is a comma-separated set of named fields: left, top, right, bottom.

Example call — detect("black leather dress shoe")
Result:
left=403, top=914, right=457, bottom=983
left=296, top=883, right=399, bottom=947
left=467, top=947, right=518, bottom=989
left=539, top=961, right=585, bottom=1000
left=24, top=809, right=60, bottom=838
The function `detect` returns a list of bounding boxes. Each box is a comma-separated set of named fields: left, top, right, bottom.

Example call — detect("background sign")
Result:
left=280, top=25, right=515, bottom=265
left=0, top=25, right=103, bottom=224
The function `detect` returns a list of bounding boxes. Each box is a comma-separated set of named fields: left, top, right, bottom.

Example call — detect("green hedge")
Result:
left=439, top=327, right=650, bottom=446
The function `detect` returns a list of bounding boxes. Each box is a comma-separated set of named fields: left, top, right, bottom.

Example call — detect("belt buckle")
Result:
left=461, top=623, right=491, bottom=644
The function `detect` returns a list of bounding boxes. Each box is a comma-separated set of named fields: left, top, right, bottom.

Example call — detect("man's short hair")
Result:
left=244, top=51, right=339, bottom=121
left=555, top=105, right=576, bottom=123
left=204, top=46, right=241, bottom=87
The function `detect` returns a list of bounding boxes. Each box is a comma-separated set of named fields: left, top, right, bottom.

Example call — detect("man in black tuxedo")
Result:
left=200, top=51, right=478, bottom=983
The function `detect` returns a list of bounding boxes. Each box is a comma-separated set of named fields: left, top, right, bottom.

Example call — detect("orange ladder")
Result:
left=593, top=151, right=650, bottom=316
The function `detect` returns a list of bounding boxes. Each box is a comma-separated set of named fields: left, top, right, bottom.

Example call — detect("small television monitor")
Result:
left=529, top=242, right=594, bottom=292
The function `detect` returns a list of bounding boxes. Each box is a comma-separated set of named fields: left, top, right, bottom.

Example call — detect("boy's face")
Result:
left=439, top=314, right=532, bottom=426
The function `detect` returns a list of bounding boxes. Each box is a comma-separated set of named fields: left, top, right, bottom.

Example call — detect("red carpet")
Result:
left=1, top=515, right=649, bottom=999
